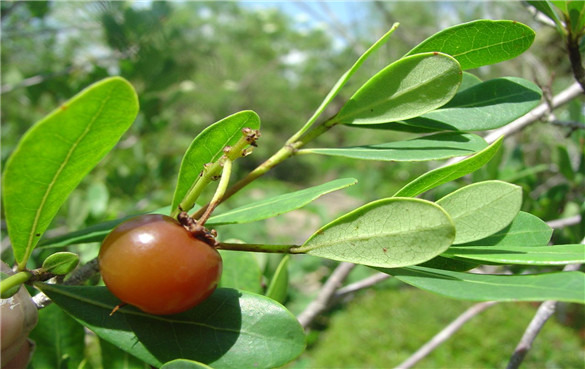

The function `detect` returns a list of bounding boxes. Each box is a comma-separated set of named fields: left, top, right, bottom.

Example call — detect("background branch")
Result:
left=297, top=262, right=355, bottom=329
left=442, top=82, right=583, bottom=168
left=545, top=214, right=582, bottom=229
left=334, top=272, right=391, bottom=300
left=483, top=81, right=583, bottom=144
left=506, top=261, right=583, bottom=369
left=395, top=301, right=499, bottom=369
left=32, top=258, right=100, bottom=309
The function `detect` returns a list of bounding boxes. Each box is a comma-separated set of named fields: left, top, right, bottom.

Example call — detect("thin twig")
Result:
left=32, top=258, right=100, bottom=309
left=546, top=214, right=582, bottom=229
left=334, top=272, right=391, bottom=300
left=297, top=262, right=355, bottom=329
left=395, top=301, right=499, bottom=369
left=566, top=27, right=585, bottom=91
left=442, top=82, right=583, bottom=168
left=1, top=67, right=75, bottom=94
left=550, top=120, right=585, bottom=130
left=506, top=261, right=583, bottom=369
left=483, top=81, right=583, bottom=144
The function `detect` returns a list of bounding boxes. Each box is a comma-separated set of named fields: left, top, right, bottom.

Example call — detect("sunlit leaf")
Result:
left=207, top=178, right=356, bottom=226
left=444, top=244, right=585, bottom=265
left=460, top=211, right=552, bottom=247
left=394, top=137, right=504, bottom=197
left=406, top=20, right=535, bottom=70
left=337, top=52, right=461, bottom=125
left=402, top=77, right=542, bottom=131
left=2, top=77, right=138, bottom=269
left=36, top=284, right=305, bottom=369
left=436, top=181, right=522, bottom=244
left=41, top=252, right=79, bottom=275
left=380, top=266, right=585, bottom=303
left=300, top=133, right=486, bottom=161
left=459, top=72, right=483, bottom=92
left=265, top=255, right=290, bottom=303
left=171, top=111, right=260, bottom=212
left=38, top=206, right=171, bottom=249
left=293, top=198, right=455, bottom=268
left=294, top=23, right=400, bottom=138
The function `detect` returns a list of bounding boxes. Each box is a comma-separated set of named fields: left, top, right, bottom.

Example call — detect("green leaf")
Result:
left=444, top=244, right=585, bottom=265
left=100, top=339, right=151, bottom=369
left=300, top=133, right=486, bottom=162
left=29, top=304, right=86, bottom=369
left=2, top=77, right=138, bottom=269
left=417, top=256, right=478, bottom=272
left=39, top=217, right=135, bottom=249
left=36, top=284, right=305, bottom=369
left=394, top=137, right=504, bottom=197
left=557, top=145, right=576, bottom=180
left=42, top=252, right=79, bottom=275
left=528, top=0, right=566, bottom=36
left=265, top=255, right=290, bottom=304
left=292, top=198, right=455, bottom=268
left=568, top=1, right=585, bottom=31
left=161, top=359, right=214, bottom=369
left=459, top=72, right=483, bottom=92
left=87, top=181, right=109, bottom=218
left=380, top=266, right=585, bottom=303
left=38, top=206, right=170, bottom=249
left=207, top=178, right=357, bottom=226
left=218, top=250, right=262, bottom=294
left=436, top=180, right=522, bottom=244
left=171, top=111, right=261, bottom=211
left=553, top=0, right=585, bottom=33
left=406, top=20, right=535, bottom=70
left=461, top=211, right=553, bottom=247
left=337, top=52, right=461, bottom=125
left=402, top=77, right=542, bottom=131
left=293, top=23, right=400, bottom=139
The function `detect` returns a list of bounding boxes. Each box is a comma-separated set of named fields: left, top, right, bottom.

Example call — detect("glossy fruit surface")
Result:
left=99, top=214, right=222, bottom=315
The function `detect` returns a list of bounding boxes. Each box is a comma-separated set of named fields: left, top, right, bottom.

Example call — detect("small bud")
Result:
left=42, top=252, right=79, bottom=275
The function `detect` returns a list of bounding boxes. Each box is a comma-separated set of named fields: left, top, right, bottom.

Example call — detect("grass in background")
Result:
left=292, top=287, right=584, bottom=369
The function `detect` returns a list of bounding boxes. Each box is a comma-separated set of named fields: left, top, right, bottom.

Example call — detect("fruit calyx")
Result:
left=177, top=211, right=219, bottom=247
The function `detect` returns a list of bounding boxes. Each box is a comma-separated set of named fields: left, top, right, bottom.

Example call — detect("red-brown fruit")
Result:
left=99, top=214, right=222, bottom=315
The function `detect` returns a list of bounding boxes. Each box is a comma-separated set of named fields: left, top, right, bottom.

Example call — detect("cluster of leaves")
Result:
left=1, top=3, right=585, bottom=368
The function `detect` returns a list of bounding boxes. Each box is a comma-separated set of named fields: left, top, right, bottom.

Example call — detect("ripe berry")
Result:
left=99, top=214, right=222, bottom=315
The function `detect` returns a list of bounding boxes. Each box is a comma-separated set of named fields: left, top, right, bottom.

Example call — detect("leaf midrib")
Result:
left=209, top=179, right=354, bottom=223
left=338, top=62, right=456, bottom=121
left=41, top=284, right=300, bottom=345
left=303, top=222, right=451, bottom=251
left=450, top=33, right=531, bottom=59
left=24, top=87, right=115, bottom=265
left=403, top=268, right=582, bottom=293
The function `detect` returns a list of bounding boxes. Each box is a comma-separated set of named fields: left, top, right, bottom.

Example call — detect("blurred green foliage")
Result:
left=2, top=1, right=584, bottom=367
left=295, top=288, right=585, bottom=369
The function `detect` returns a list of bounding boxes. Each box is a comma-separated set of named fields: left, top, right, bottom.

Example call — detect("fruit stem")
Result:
left=197, top=158, right=232, bottom=226
left=173, top=128, right=259, bottom=218
left=192, top=118, right=337, bottom=219
left=0, top=271, right=32, bottom=298
left=218, top=242, right=299, bottom=254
